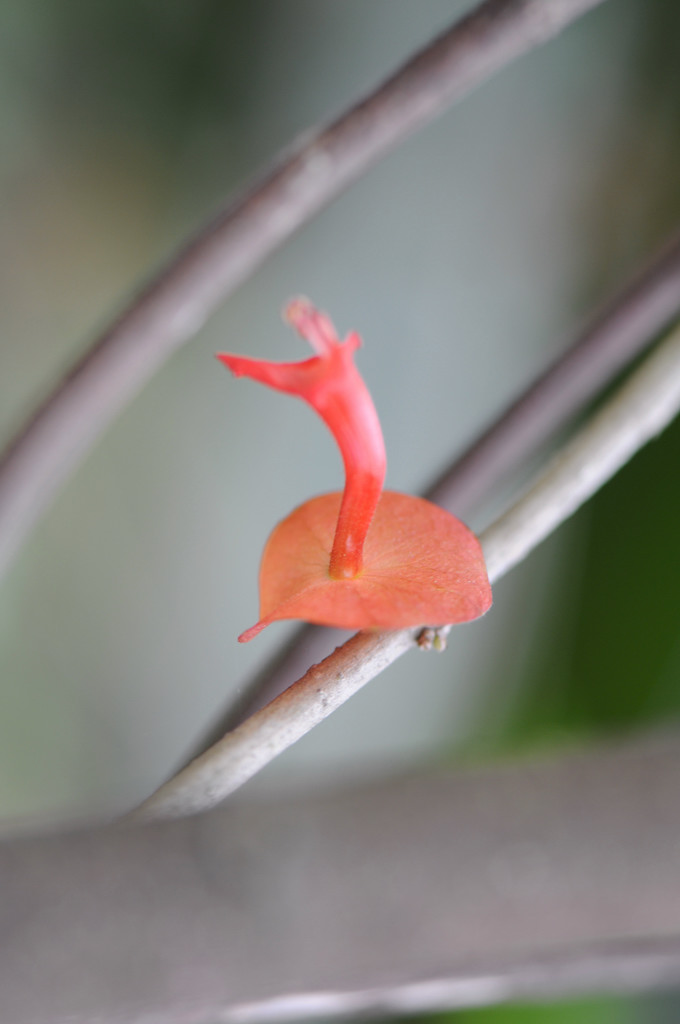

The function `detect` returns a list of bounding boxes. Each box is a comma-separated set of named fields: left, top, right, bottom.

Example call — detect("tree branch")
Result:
left=0, top=0, right=606, bottom=583
left=5, top=733, right=680, bottom=1022
left=134, top=318, right=680, bottom=821
left=183, top=224, right=680, bottom=761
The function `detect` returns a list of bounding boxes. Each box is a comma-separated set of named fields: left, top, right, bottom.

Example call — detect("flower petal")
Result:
left=238, top=491, right=492, bottom=641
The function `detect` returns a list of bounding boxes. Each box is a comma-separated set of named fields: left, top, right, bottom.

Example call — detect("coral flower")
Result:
left=218, top=299, right=491, bottom=642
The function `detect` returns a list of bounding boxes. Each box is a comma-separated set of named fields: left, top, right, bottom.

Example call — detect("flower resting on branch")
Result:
left=218, top=299, right=491, bottom=642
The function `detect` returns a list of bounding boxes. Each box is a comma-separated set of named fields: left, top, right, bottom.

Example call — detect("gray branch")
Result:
left=3, top=733, right=680, bottom=1022
left=0, top=0, right=607, bottom=583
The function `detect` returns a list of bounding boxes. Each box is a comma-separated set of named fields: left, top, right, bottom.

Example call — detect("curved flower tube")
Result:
left=218, top=299, right=491, bottom=642
left=220, top=300, right=386, bottom=580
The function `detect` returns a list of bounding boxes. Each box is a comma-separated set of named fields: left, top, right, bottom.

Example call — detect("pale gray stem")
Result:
left=131, top=318, right=680, bottom=821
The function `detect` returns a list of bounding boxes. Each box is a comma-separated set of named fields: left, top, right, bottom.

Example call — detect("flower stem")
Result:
left=219, top=300, right=387, bottom=578
left=285, top=303, right=387, bottom=580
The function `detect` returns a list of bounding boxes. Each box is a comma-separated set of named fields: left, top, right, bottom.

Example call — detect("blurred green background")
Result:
left=1, top=1, right=680, bottom=1021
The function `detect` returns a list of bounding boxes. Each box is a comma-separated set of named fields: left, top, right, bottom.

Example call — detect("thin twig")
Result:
left=0, top=0, right=606, bottom=583
left=131, top=317, right=680, bottom=821
left=182, top=225, right=680, bottom=761
left=182, top=622, right=338, bottom=758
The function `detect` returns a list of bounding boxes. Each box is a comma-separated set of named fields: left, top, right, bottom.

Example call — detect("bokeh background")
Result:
left=1, top=1, right=680, bottom=1021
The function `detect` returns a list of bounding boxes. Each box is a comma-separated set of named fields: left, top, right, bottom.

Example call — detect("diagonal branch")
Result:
left=132, top=317, right=680, bottom=821
left=183, top=224, right=680, bottom=760
left=0, top=0, right=607, bottom=583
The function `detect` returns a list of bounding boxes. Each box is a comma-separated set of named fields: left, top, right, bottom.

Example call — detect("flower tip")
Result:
left=344, top=330, right=362, bottom=352
left=216, top=352, right=242, bottom=377
left=283, top=296, right=313, bottom=326
left=283, top=296, right=339, bottom=355
left=237, top=620, right=268, bottom=643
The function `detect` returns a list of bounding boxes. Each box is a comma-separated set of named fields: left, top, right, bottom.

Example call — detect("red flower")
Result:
left=218, top=299, right=491, bottom=642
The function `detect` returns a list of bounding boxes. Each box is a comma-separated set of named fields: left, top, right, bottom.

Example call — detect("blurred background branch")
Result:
left=3, top=733, right=680, bottom=1023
